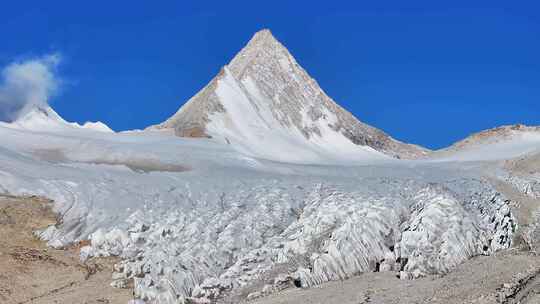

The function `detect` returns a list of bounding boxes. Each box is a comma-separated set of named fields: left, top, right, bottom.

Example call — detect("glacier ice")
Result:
left=0, top=109, right=531, bottom=303
left=1, top=28, right=538, bottom=304
left=82, top=178, right=515, bottom=302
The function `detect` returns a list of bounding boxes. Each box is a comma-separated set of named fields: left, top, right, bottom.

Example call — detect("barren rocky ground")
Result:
left=247, top=251, right=540, bottom=304
left=0, top=195, right=132, bottom=304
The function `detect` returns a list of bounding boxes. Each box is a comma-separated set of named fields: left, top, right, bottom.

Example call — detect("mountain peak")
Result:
left=150, top=30, right=429, bottom=161
left=250, top=28, right=276, bottom=42
left=243, top=29, right=281, bottom=51
left=227, top=29, right=291, bottom=80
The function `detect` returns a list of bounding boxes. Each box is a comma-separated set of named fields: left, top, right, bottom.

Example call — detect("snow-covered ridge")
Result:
left=150, top=29, right=428, bottom=161
left=452, top=124, right=540, bottom=148
left=0, top=106, right=114, bottom=133
left=427, top=124, right=540, bottom=161
left=80, top=121, right=114, bottom=133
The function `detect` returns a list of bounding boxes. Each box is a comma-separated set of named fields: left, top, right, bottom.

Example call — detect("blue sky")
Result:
left=1, top=1, right=538, bottom=149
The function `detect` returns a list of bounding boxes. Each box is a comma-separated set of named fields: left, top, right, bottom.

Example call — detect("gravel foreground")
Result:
left=247, top=251, right=540, bottom=304
left=0, top=195, right=132, bottom=304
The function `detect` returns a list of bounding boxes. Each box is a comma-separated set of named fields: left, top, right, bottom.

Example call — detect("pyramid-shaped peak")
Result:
left=152, top=29, right=429, bottom=160
left=236, top=29, right=286, bottom=55
left=253, top=28, right=273, bottom=37
left=249, top=29, right=277, bottom=43
left=228, top=29, right=293, bottom=79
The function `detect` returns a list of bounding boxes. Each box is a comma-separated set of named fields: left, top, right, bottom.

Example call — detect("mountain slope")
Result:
left=150, top=29, right=428, bottom=162
left=428, top=124, right=540, bottom=161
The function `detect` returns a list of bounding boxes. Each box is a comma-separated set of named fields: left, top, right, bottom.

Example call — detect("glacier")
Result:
left=0, top=108, right=528, bottom=303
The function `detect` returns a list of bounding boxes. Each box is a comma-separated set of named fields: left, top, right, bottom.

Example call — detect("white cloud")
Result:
left=0, top=53, right=61, bottom=122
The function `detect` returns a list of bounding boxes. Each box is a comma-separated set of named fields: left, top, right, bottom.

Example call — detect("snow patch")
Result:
left=206, top=68, right=386, bottom=164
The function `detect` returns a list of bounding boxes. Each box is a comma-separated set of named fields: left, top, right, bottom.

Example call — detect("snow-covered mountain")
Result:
left=149, top=29, right=428, bottom=162
left=1, top=105, right=114, bottom=133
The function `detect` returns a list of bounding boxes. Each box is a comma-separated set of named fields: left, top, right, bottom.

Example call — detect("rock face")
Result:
left=150, top=29, right=428, bottom=161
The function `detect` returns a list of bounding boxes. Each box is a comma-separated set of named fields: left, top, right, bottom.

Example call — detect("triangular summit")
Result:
left=150, top=30, right=428, bottom=162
